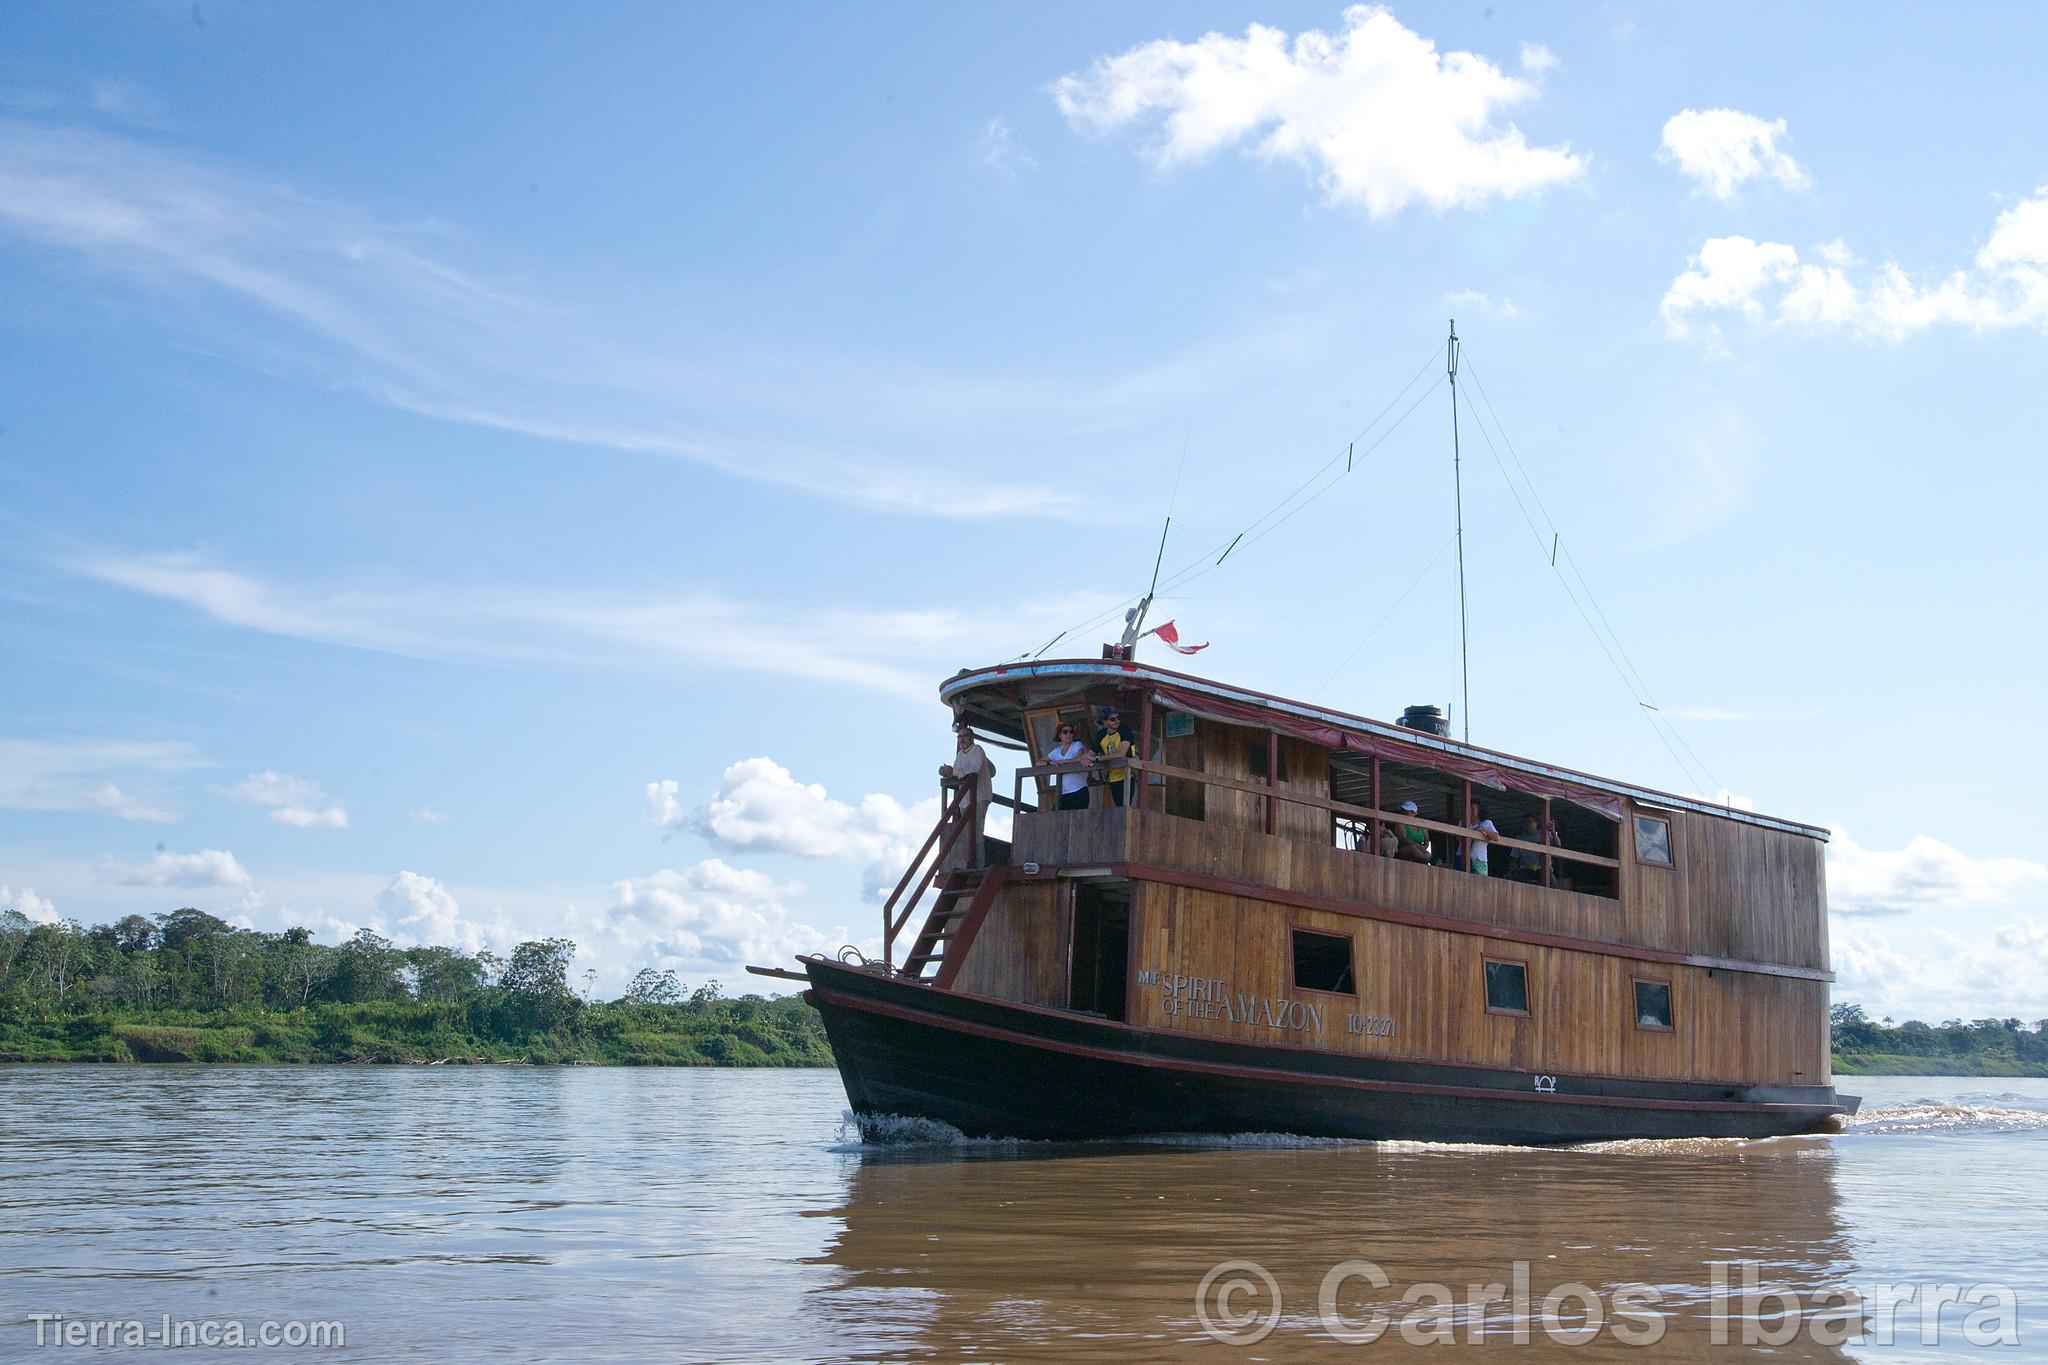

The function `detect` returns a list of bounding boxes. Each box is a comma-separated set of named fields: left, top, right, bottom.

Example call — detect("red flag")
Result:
left=1144, top=620, right=1208, bottom=654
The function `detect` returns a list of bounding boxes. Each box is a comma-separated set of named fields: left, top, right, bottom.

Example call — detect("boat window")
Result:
left=1634, top=814, right=1673, bottom=867
left=1247, top=739, right=1290, bottom=782
left=1483, top=959, right=1529, bottom=1015
left=1291, top=928, right=1354, bottom=995
left=1067, top=881, right=1131, bottom=1021
left=1634, top=979, right=1674, bottom=1031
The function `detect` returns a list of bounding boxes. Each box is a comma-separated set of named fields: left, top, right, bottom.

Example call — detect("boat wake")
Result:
left=1838, top=1099, right=2048, bottom=1136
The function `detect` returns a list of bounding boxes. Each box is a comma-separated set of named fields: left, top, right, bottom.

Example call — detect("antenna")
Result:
left=1121, top=516, right=1172, bottom=652
left=1448, top=320, right=1470, bottom=743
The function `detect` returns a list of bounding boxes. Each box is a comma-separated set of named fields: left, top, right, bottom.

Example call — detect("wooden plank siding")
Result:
left=1013, top=805, right=1827, bottom=972
left=1117, top=883, right=1828, bottom=1085
left=948, top=879, right=1070, bottom=1008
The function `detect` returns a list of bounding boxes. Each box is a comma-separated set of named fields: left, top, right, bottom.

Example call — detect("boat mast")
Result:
left=1448, top=319, right=1469, bottom=743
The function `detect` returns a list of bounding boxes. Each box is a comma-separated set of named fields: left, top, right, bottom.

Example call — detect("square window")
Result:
left=1635, top=979, right=1674, bottom=1031
left=1292, top=929, right=1354, bottom=994
left=1633, top=815, right=1673, bottom=866
left=1483, top=959, right=1528, bottom=1014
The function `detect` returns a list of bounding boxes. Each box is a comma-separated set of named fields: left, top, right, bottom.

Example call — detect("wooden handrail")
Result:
left=880, top=781, right=978, bottom=971
left=1010, top=758, right=1622, bottom=870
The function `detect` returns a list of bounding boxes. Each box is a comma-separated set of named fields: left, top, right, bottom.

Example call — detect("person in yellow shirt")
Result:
left=1092, top=706, right=1134, bottom=807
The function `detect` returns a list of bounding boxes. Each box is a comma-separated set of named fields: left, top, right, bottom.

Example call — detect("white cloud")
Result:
left=1834, top=917, right=2048, bottom=1023
left=1051, top=6, right=1584, bottom=218
left=978, top=116, right=1036, bottom=176
left=609, top=859, right=846, bottom=968
left=1657, top=108, right=1808, bottom=200
left=1519, top=43, right=1559, bottom=73
left=70, top=550, right=1117, bottom=702
left=1661, top=188, right=2048, bottom=339
left=227, top=769, right=349, bottom=829
left=2, top=885, right=60, bottom=924
left=1827, top=827, right=2048, bottom=917
left=82, top=782, right=178, bottom=823
left=409, top=807, right=449, bottom=826
left=376, top=871, right=494, bottom=955
left=0, top=737, right=197, bottom=820
left=108, top=848, right=254, bottom=889
left=676, top=757, right=942, bottom=899
left=1445, top=287, right=1520, bottom=320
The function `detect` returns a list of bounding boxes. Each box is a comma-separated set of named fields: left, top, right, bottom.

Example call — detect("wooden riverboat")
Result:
left=752, top=657, right=1858, bottom=1144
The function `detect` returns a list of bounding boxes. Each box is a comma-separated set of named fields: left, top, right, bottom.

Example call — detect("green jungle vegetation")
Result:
left=1830, top=1004, right=2048, bottom=1077
left=0, top=907, right=830, bottom=1066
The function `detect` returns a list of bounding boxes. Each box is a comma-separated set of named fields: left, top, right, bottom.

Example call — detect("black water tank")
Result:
left=1398, top=704, right=1449, bottom=737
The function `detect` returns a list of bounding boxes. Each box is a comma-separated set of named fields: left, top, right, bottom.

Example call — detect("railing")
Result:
left=879, top=780, right=979, bottom=973
left=1010, top=756, right=1621, bottom=887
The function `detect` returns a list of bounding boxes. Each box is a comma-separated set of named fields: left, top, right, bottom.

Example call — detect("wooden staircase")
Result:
left=901, top=867, right=1003, bottom=986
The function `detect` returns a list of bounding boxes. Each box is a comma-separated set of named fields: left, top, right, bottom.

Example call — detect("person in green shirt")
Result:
left=1392, top=799, right=1430, bottom=862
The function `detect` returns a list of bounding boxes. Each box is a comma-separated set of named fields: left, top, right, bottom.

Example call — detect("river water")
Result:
left=2, top=1068, right=2043, bottom=1362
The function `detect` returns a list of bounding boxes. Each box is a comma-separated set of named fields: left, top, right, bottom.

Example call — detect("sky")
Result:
left=2, top=2, right=2045, bottom=1022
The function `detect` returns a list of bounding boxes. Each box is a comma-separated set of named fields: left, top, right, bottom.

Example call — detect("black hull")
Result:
left=803, top=959, right=1857, bottom=1146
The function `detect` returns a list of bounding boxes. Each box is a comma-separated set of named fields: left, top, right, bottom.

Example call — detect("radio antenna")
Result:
left=1448, top=319, right=1470, bottom=743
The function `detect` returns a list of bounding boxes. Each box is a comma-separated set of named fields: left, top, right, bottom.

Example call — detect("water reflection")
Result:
left=813, top=1137, right=1858, bottom=1361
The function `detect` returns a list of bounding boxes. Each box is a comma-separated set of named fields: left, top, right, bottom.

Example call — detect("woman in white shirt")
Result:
left=1047, top=723, right=1092, bottom=810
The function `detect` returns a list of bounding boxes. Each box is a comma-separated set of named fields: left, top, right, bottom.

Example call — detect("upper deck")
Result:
left=941, top=658, right=1831, bottom=976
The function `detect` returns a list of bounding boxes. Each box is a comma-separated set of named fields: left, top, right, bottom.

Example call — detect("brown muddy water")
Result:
left=2, top=1068, right=2043, bottom=1361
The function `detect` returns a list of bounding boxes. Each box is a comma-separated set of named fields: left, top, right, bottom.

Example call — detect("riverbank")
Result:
left=0, top=994, right=832, bottom=1066
left=1833, top=1052, right=2048, bottom=1078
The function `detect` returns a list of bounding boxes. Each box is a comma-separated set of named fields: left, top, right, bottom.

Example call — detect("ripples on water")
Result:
left=2, top=1070, right=2043, bottom=1362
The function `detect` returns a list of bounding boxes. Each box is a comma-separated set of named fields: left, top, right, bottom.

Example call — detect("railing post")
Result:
left=1460, top=779, right=1472, bottom=871
left=1139, top=694, right=1154, bottom=813
left=1368, top=755, right=1381, bottom=854
left=1540, top=796, right=1553, bottom=888
left=1265, top=730, right=1279, bottom=835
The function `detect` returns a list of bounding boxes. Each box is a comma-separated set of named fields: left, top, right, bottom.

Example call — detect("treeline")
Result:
left=0, top=907, right=829, bottom=1066
left=1831, top=1003, right=2048, bottom=1076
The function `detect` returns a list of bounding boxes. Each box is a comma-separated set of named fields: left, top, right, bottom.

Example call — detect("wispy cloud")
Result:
left=0, top=118, right=1357, bottom=522
left=1661, top=188, right=2048, bottom=339
left=66, top=549, right=1119, bottom=700
left=104, top=847, right=254, bottom=889
left=1445, top=288, right=1520, bottom=320
left=1828, top=827, right=2048, bottom=917
left=0, top=736, right=198, bottom=820
left=978, top=116, right=1036, bottom=177
left=1052, top=7, right=1584, bottom=217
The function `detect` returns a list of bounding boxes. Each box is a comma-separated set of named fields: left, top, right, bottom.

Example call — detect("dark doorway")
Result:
left=1068, top=881, right=1131, bottom=1021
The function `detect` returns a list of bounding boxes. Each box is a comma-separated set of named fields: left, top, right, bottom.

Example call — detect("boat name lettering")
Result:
left=1141, top=970, right=1325, bottom=1032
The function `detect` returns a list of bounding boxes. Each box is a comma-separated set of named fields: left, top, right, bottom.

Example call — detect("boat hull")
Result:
left=804, top=959, right=1857, bottom=1146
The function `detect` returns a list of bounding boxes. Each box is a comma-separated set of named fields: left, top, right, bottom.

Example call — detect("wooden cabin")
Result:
left=905, top=658, right=1834, bottom=1095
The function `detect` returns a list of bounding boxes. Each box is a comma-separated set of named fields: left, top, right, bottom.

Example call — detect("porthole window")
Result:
left=1635, top=979, right=1674, bottom=1031
left=1292, top=929, right=1355, bottom=994
left=1483, top=958, right=1529, bottom=1015
left=1633, top=815, right=1673, bottom=867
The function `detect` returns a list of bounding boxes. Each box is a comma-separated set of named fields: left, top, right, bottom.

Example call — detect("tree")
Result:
left=406, top=945, right=484, bottom=1003
left=500, top=937, right=580, bottom=1030
left=1829, top=1002, right=1867, bottom=1027
left=111, top=914, right=159, bottom=954
left=327, top=929, right=405, bottom=1003
left=623, top=967, right=682, bottom=1006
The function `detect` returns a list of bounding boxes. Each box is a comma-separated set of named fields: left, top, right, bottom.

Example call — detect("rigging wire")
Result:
left=1308, top=529, right=1460, bottom=700
left=1017, top=341, right=1449, bottom=657
left=1454, top=353, right=1726, bottom=796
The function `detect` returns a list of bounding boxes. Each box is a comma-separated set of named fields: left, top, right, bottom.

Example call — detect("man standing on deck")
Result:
left=1093, top=706, right=1134, bottom=807
left=1469, top=801, right=1501, bottom=877
left=940, top=722, right=995, bottom=863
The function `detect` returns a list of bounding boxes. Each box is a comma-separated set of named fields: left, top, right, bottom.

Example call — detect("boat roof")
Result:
left=941, top=658, right=1830, bottom=841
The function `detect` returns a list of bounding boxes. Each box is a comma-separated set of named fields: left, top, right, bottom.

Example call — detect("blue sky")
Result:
left=3, top=3, right=2045, bottom=1020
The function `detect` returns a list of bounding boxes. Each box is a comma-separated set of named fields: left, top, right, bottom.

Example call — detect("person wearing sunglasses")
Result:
left=1047, top=722, right=1092, bottom=810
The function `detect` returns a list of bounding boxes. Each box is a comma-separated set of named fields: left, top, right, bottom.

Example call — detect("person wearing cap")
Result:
left=1392, top=799, right=1430, bottom=862
left=1092, top=706, right=1135, bottom=806
left=939, top=721, right=996, bottom=862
